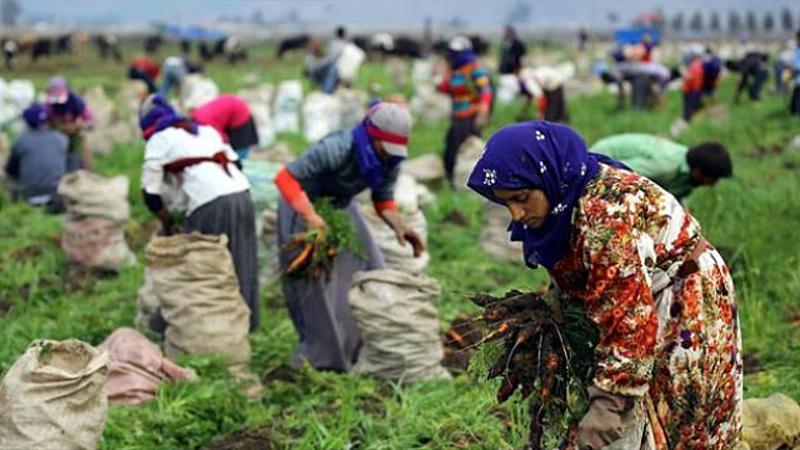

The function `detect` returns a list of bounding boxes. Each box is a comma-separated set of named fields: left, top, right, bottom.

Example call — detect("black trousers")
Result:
left=790, top=86, right=800, bottom=115
left=128, top=67, right=157, bottom=94
left=443, top=115, right=479, bottom=187
left=683, top=91, right=702, bottom=122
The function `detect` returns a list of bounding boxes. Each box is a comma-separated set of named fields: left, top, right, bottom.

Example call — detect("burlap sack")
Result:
left=737, top=394, right=800, bottom=450
left=57, top=170, right=130, bottom=222
left=349, top=269, right=450, bottom=382
left=453, top=136, right=485, bottom=191
left=61, top=217, right=136, bottom=271
left=401, top=154, right=445, bottom=183
left=98, top=328, right=192, bottom=405
left=145, top=233, right=260, bottom=397
left=136, top=266, right=159, bottom=329
left=480, top=202, right=523, bottom=264
left=259, top=208, right=281, bottom=284
left=0, top=339, right=109, bottom=450
left=358, top=204, right=429, bottom=275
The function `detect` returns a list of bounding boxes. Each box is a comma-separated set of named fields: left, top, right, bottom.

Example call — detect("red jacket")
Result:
left=682, top=59, right=704, bottom=94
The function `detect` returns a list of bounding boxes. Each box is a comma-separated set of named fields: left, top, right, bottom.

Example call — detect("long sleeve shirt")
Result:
left=284, top=130, right=398, bottom=208
left=591, top=133, right=692, bottom=199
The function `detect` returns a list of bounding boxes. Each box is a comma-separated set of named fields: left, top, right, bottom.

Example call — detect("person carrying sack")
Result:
left=138, top=94, right=259, bottom=331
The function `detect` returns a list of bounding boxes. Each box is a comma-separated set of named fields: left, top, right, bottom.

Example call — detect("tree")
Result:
left=1, top=0, right=20, bottom=27
left=763, top=12, right=775, bottom=34
left=710, top=11, right=721, bottom=34
left=671, top=13, right=684, bottom=34
left=746, top=10, right=758, bottom=34
left=690, top=11, right=704, bottom=34
left=728, top=10, right=742, bottom=35
left=781, top=8, right=793, bottom=33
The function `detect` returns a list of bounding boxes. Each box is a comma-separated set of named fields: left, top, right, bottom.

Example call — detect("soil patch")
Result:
left=261, top=364, right=298, bottom=385
left=443, top=209, right=469, bottom=227
left=743, top=353, right=763, bottom=375
left=204, top=427, right=276, bottom=450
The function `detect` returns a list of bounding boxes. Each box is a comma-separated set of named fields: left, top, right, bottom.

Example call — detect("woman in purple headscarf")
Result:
left=466, top=121, right=741, bottom=449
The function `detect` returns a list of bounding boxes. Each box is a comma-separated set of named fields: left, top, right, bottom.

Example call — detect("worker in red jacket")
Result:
left=129, top=55, right=161, bottom=94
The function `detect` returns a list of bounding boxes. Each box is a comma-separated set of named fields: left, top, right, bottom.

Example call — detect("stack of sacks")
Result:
left=335, top=88, right=368, bottom=129
left=335, top=42, right=366, bottom=85
left=358, top=174, right=433, bottom=275
left=409, top=84, right=451, bottom=122
left=0, top=78, right=35, bottom=131
left=452, top=136, right=485, bottom=191
left=302, top=91, right=342, bottom=143
left=237, top=83, right=275, bottom=149
left=401, top=154, right=446, bottom=183
left=272, top=80, right=303, bottom=134
left=57, top=170, right=136, bottom=271
left=83, top=86, right=139, bottom=154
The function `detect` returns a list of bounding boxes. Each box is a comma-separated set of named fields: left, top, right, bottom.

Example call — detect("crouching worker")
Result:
left=139, top=94, right=259, bottom=331
left=4, top=103, right=69, bottom=213
left=466, top=121, right=742, bottom=449
left=188, top=94, right=259, bottom=161
left=591, top=133, right=732, bottom=200
left=274, top=101, right=425, bottom=372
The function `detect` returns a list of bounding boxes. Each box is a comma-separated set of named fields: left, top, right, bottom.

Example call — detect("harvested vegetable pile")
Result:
left=282, top=198, right=364, bottom=280
left=471, top=290, right=598, bottom=449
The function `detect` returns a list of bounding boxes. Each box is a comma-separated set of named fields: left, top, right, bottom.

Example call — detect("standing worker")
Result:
left=138, top=94, right=259, bottom=331
left=466, top=121, right=741, bottom=449
left=438, top=35, right=493, bottom=188
left=44, top=76, right=95, bottom=172
left=273, top=101, right=424, bottom=372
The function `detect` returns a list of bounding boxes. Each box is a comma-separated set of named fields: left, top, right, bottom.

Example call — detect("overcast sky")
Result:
left=14, top=0, right=800, bottom=29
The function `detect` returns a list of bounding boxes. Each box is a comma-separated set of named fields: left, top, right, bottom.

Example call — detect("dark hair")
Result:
left=687, top=142, right=732, bottom=178
left=335, top=26, right=346, bottom=39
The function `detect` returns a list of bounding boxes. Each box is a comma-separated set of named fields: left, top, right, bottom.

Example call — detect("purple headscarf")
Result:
left=449, top=49, right=478, bottom=68
left=22, top=103, right=50, bottom=129
left=139, top=94, right=197, bottom=139
left=352, top=120, right=403, bottom=190
left=466, top=121, right=625, bottom=269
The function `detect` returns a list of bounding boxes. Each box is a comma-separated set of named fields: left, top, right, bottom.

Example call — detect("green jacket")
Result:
left=591, top=133, right=693, bottom=199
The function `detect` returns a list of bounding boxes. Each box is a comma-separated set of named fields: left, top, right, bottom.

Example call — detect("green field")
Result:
left=1, top=43, right=799, bottom=449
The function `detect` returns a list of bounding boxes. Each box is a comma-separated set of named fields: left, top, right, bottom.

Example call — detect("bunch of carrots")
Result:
left=283, top=199, right=363, bottom=280
left=471, top=290, right=598, bottom=450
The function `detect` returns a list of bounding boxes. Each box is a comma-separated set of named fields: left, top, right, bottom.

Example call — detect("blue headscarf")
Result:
left=351, top=119, right=403, bottom=190
left=449, top=49, right=478, bottom=68
left=22, top=103, right=50, bottom=129
left=139, top=94, right=197, bottom=139
left=466, top=121, right=626, bottom=269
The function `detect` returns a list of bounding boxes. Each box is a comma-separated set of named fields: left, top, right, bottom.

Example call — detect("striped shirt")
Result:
left=438, top=61, right=493, bottom=118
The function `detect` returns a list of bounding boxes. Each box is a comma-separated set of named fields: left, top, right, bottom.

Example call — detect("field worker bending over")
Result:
left=139, top=94, right=259, bottom=331
left=437, top=35, right=493, bottom=188
left=591, top=133, right=732, bottom=200
left=187, top=94, right=260, bottom=161
left=44, top=76, right=95, bottom=172
left=466, top=121, right=742, bottom=449
left=4, top=103, right=69, bottom=213
left=273, top=101, right=425, bottom=372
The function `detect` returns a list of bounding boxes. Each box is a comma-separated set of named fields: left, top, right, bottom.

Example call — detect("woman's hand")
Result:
left=396, top=227, right=425, bottom=257
left=305, top=212, right=327, bottom=230
left=575, top=386, right=637, bottom=449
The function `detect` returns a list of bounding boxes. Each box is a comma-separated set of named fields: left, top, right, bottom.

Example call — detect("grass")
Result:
left=2, top=42, right=800, bottom=448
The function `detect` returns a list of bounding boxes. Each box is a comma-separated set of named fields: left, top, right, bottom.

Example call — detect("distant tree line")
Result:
left=669, top=8, right=798, bottom=37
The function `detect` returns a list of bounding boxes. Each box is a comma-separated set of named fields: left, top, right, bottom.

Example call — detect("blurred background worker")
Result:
left=592, top=133, right=733, bottom=199
left=44, top=76, right=95, bottom=171
left=5, top=103, right=69, bottom=213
